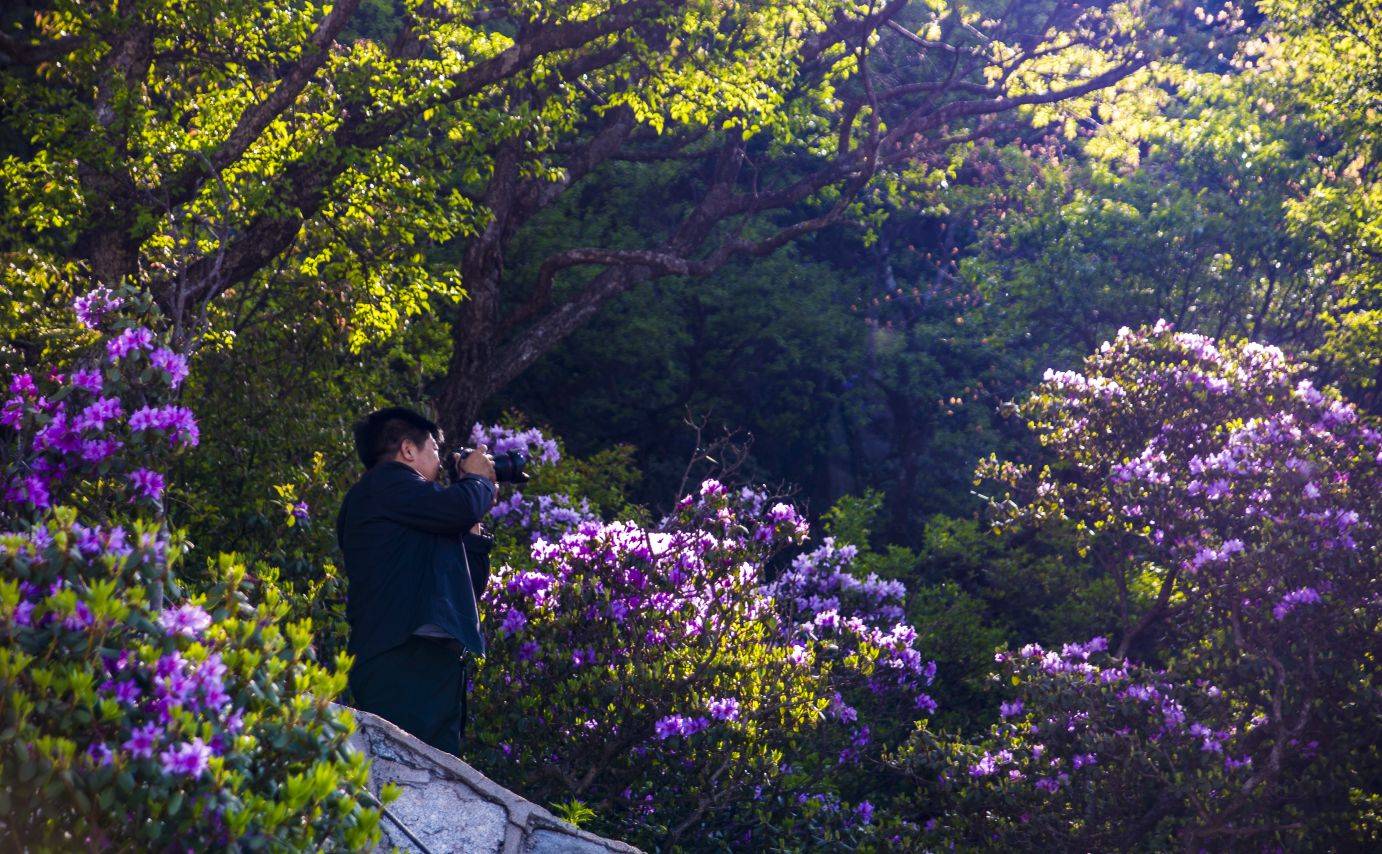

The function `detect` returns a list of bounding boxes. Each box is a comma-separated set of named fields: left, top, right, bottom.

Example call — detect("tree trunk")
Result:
left=436, top=293, right=502, bottom=443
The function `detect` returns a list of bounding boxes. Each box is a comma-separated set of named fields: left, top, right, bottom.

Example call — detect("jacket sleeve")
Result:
left=376, top=467, right=496, bottom=536
left=462, top=530, right=494, bottom=601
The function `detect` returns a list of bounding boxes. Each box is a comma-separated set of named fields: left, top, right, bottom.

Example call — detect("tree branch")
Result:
left=167, top=0, right=678, bottom=317
left=152, top=0, right=364, bottom=211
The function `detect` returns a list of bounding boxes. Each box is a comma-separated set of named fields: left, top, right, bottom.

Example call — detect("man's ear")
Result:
left=397, top=437, right=417, bottom=461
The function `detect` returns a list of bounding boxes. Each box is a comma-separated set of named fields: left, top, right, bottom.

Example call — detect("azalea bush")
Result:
left=901, top=322, right=1381, bottom=849
left=466, top=428, right=937, bottom=848
left=0, top=286, right=383, bottom=848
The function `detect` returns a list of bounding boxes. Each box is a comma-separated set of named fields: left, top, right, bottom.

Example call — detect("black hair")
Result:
left=352, top=406, right=443, bottom=469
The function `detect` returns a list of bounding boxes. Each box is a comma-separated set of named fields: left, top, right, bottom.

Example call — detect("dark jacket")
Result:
left=336, top=460, right=496, bottom=662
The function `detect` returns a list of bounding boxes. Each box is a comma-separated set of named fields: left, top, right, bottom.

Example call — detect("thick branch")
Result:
left=171, top=0, right=678, bottom=312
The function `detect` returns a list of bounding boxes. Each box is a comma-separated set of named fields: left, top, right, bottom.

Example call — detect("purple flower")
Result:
left=123, top=722, right=161, bottom=758
left=73, top=396, right=123, bottom=432
left=193, top=653, right=231, bottom=711
left=109, top=679, right=142, bottom=705
left=706, top=696, right=740, bottom=722
left=73, top=288, right=123, bottom=328
left=1, top=396, right=25, bottom=429
left=8, top=373, right=38, bottom=397
left=1000, top=699, right=1024, bottom=718
left=70, top=369, right=103, bottom=394
left=969, top=753, right=998, bottom=777
left=654, top=714, right=710, bottom=740
left=499, top=608, right=528, bottom=637
left=855, top=800, right=874, bottom=825
left=127, top=468, right=165, bottom=501
left=128, top=404, right=199, bottom=446
left=80, top=437, right=122, bottom=463
left=105, top=326, right=155, bottom=361
left=159, top=738, right=211, bottom=777
left=1272, top=587, right=1322, bottom=620
left=62, top=601, right=93, bottom=631
left=1072, top=753, right=1097, bottom=769
left=291, top=501, right=310, bottom=521
left=21, top=475, right=51, bottom=510
left=654, top=716, right=681, bottom=740
left=149, top=347, right=189, bottom=387
left=86, top=742, right=115, bottom=767
left=158, top=603, right=211, bottom=638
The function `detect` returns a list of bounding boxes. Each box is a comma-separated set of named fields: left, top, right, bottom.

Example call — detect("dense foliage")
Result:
left=0, top=0, right=1375, bottom=849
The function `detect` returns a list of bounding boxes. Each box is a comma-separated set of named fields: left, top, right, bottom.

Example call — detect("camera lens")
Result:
left=494, top=451, right=529, bottom=483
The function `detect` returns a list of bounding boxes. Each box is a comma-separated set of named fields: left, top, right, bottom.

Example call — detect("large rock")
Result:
left=343, top=705, right=641, bottom=854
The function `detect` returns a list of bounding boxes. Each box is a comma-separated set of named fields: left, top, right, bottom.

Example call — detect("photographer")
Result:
left=336, top=406, right=496, bottom=755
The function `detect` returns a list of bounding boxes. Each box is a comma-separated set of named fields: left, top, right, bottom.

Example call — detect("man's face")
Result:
left=401, top=433, right=443, bottom=482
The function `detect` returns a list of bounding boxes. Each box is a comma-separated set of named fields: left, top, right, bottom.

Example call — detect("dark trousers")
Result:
left=348, top=635, right=468, bottom=756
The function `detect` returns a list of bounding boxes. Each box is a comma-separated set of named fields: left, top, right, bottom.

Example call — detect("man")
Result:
left=336, top=406, right=497, bottom=755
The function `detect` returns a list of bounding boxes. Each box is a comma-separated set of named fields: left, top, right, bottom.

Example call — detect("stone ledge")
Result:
left=338, top=704, right=641, bottom=854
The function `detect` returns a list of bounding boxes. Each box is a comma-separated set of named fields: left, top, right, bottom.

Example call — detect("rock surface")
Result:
left=343, top=705, right=641, bottom=854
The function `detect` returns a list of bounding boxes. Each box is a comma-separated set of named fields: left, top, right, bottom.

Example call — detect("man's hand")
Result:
left=459, top=443, right=497, bottom=482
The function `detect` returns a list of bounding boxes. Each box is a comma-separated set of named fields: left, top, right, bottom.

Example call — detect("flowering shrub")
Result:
left=907, top=323, right=1380, bottom=848
left=0, top=286, right=383, bottom=848
left=467, top=437, right=937, bottom=848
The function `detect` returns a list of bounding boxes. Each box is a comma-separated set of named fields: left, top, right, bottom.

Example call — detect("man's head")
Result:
left=353, top=407, right=445, bottom=481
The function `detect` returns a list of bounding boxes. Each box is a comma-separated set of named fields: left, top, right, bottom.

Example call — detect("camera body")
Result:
left=451, top=447, right=529, bottom=484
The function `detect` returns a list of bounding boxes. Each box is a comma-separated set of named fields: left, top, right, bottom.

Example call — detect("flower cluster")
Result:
left=1, top=291, right=198, bottom=517
left=0, top=284, right=382, bottom=850
left=470, top=438, right=933, bottom=847
left=953, top=322, right=1381, bottom=848
left=766, top=537, right=937, bottom=713
left=470, top=422, right=561, bottom=466
left=489, top=490, right=598, bottom=541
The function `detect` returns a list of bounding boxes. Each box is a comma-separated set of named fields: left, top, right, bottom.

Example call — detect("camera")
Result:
left=451, top=447, right=530, bottom=484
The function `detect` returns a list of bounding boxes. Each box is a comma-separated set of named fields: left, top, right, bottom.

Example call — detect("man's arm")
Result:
left=462, top=528, right=494, bottom=601
left=377, top=467, right=495, bottom=536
